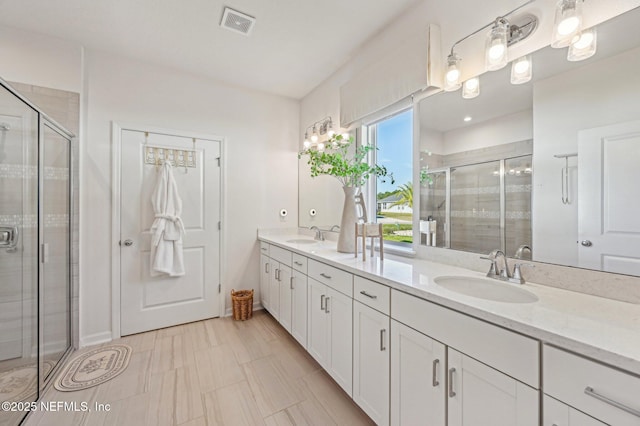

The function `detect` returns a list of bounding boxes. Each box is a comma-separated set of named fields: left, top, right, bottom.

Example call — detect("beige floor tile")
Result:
left=194, top=344, right=245, bottom=393
left=29, top=312, right=372, bottom=426
left=203, top=381, right=265, bottom=426
left=243, top=355, right=303, bottom=417
left=301, top=369, right=374, bottom=426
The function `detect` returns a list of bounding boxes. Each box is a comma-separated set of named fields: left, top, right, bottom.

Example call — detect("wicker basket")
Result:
left=231, top=289, right=254, bottom=321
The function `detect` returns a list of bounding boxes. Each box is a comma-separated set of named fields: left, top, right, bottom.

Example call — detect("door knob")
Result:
left=122, top=239, right=134, bottom=247
left=580, top=240, right=593, bottom=247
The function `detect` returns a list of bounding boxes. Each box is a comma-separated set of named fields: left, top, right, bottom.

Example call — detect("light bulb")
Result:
left=568, top=27, right=597, bottom=61
left=327, top=120, right=335, bottom=138
left=511, top=55, right=532, bottom=84
left=310, top=126, right=318, bottom=142
left=462, top=77, right=480, bottom=99
left=552, top=0, right=582, bottom=48
left=444, top=53, right=462, bottom=91
left=317, top=142, right=325, bottom=151
left=341, top=132, right=350, bottom=143
left=485, top=19, right=509, bottom=71
left=303, top=140, right=311, bottom=149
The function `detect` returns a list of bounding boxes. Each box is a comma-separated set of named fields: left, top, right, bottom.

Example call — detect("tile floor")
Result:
left=24, top=311, right=373, bottom=425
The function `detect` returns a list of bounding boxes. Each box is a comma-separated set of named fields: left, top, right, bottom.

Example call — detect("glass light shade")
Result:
left=485, top=20, right=509, bottom=71
left=444, top=53, right=462, bottom=91
left=341, top=132, right=350, bottom=143
left=303, top=139, right=311, bottom=149
left=327, top=120, right=335, bottom=137
left=462, top=77, right=480, bottom=99
left=511, top=55, right=533, bottom=84
left=317, top=142, right=325, bottom=151
left=310, top=126, right=319, bottom=142
left=552, top=0, right=582, bottom=48
left=568, top=27, right=597, bottom=61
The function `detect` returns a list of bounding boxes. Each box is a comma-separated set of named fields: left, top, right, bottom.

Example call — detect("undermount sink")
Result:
left=434, top=276, right=539, bottom=303
left=286, top=238, right=317, bottom=244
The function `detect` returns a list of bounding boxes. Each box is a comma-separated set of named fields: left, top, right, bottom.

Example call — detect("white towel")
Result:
left=150, top=162, right=186, bottom=277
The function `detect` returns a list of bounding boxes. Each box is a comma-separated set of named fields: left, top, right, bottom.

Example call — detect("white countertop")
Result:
left=258, top=230, right=640, bottom=377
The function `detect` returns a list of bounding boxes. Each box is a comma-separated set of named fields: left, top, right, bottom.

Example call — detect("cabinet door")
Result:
left=259, top=254, right=270, bottom=310
left=326, top=287, right=353, bottom=397
left=269, top=262, right=281, bottom=320
left=543, top=395, right=607, bottom=426
left=307, top=278, right=328, bottom=368
left=353, top=301, right=390, bottom=426
left=278, top=265, right=293, bottom=332
left=291, top=269, right=308, bottom=349
left=448, top=349, right=538, bottom=426
left=390, top=320, right=446, bottom=426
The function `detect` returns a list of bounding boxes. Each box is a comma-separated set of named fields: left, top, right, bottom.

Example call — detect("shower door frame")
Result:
left=38, top=117, right=74, bottom=391
left=0, top=78, right=76, bottom=400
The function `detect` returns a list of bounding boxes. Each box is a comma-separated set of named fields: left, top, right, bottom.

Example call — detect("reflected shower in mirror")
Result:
left=419, top=6, right=640, bottom=276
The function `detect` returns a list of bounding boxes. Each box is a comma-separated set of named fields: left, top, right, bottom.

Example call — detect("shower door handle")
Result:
left=122, top=239, right=134, bottom=247
left=0, top=226, right=19, bottom=252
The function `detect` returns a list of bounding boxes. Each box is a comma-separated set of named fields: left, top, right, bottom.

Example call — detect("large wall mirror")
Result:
left=419, top=6, right=640, bottom=277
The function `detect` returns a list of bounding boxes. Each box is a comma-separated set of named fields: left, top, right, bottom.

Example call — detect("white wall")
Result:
left=442, top=109, right=532, bottom=155
left=1, top=26, right=300, bottom=345
left=532, top=46, right=640, bottom=267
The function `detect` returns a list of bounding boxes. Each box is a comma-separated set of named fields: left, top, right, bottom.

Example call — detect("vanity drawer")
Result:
left=269, top=245, right=292, bottom=267
left=260, top=241, right=270, bottom=256
left=392, top=289, right=539, bottom=388
left=308, top=259, right=352, bottom=297
left=354, top=276, right=390, bottom=315
left=543, top=345, right=640, bottom=426
left=292, top=253, right=308, bottom=274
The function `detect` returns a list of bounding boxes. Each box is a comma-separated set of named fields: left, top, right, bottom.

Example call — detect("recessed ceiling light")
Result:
left=463, top=116, right=472, bottom=122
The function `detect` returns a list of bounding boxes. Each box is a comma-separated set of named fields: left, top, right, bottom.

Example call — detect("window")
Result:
left=364, top=108, right=414, bottom=246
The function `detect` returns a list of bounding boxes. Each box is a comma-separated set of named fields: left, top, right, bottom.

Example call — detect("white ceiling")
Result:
left=0, top=0, right=421, bottom=99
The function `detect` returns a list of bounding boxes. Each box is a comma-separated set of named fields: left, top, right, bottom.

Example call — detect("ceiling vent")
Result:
left=220, top=7, right=256, bottom=36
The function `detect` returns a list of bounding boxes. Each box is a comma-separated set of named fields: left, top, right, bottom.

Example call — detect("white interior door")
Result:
left=578, top=120, right=640, bottom=275
left=120, top=129, right=221, bottom=336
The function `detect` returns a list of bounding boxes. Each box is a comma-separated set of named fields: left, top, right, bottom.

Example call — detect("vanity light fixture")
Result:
left=511, top=55, right=533, bottom=84
left=462, top=77, right=480, bottom=99
left=567, top=27, right=597, bottom=61
left=443, top=0, right=537, bottom=97
left=444, top=53, right=462, bottom=91
left=302, top=116, right=336, bottom=149
left=552, top=0, right=583, bottom=48
left=486, top=19, right=510, bottom=70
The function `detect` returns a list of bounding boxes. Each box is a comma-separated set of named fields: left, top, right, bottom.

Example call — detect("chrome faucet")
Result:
left=329, top=225, right=340, bottom=232
left=514, top=244, right=532, bottom=259
left=309, top=226, right=325, bottom=241
left=481, top=249, right=534, bottom=285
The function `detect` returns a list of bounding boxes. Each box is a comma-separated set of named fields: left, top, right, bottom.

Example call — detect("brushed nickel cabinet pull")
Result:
left=584, top=386, right=640, bottom=417
left=325, top=297, right=330, bottom=313
left=448, top=368, right=456, bottom=397
left=432, top=359, right=440, bottom=387
left=290, top=276, right=294, bottom=290
left=320, top=273, right=332, bottom=279
left=380, top=329, right=386, bottom=351
left=265, top=262, right=269, bottom=273
left=360, top=290, right=377, bottom=299
left=320, top=294, right=325, bottom=310
left=294, top=261, right=303, bottom=266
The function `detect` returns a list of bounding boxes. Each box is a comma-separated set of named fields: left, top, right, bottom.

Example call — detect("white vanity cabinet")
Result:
left=353, top=276, right=392, bottom=425
left=266, top=245, right=292, bottom=322
left=543, top=345, right=640, bottom=426
left=543, top=395, right=607, bottom=426
left=307, top=259, right=353, bottom=396
left=390, top=320, right=446, bottom=426
left=391, top=289, right=540, bottom=426
left=290, top=254, right=308, bottom=348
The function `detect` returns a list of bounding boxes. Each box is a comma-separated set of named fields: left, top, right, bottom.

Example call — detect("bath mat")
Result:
left=54, top=344, right=131, bottom=392
left=0, top=361, right=54, bottom=402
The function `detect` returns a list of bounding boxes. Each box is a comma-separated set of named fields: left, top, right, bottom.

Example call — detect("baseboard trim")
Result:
left=79, top=331, right=112, bottom=348
left=224, top=302, right=264, bottom=318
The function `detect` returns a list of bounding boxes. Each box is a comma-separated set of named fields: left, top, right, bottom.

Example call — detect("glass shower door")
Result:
left=0, top=85, right=39, bottom=425
left=41, top=123, right=71, bottom=380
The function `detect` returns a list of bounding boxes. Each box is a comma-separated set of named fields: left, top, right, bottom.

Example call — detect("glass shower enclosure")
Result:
left=0, top=80, right=73, bottom=426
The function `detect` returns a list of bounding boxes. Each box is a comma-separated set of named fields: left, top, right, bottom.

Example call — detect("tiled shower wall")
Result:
left=9, top=82, right=80, bottom=350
